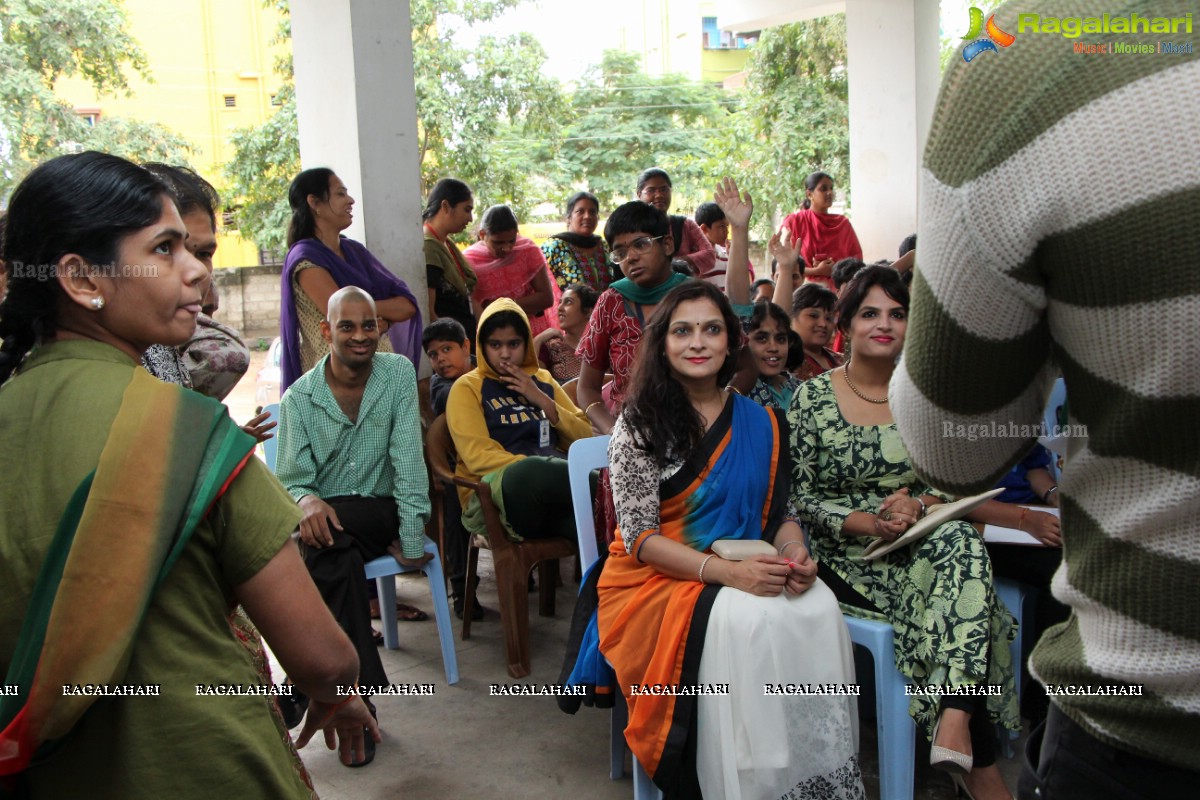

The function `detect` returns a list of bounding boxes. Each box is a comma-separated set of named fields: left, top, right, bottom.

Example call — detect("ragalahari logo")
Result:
left=961, top=7, right=1016, bottom=61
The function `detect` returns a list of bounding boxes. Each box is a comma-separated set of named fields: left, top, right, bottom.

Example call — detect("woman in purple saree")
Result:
left=279, top=168, right=421, bottom=391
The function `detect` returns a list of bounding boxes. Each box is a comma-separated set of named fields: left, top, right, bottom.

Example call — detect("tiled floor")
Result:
left=280, top=553, right=1028, bottom=800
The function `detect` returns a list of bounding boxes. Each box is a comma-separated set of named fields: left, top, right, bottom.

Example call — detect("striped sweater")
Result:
left=891, top=0, right=1199, bottom=770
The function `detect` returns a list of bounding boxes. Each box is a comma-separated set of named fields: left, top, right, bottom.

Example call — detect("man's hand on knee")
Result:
left=298, top=495, right=343, bottom=548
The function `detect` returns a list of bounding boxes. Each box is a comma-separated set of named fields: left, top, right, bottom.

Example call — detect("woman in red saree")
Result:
left=779, top=171, right=863, bottom=291
left=562, top=282, right=863, bottom=799
left=0, top=153, right=377, bottom=796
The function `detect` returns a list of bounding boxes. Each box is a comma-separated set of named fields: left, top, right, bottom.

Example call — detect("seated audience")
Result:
left=963, top=442, right=1068, bottom=725
left=422, top=178, right=478, bottom=344
left=562, top=281, right=863, bottom=798
left=280, top=168, right=421, bottom=393
left=464, top=205, right=557, bottom=337
left=577, top=201, right=691, bottom=434
left=0, top=152, right=376, bottom=795
left=446, top=299, right=591, bottom=544
left=751, top=277, right=774, bottom=303
left=789, top=266, right=1018, bottom=800
left=534, top=283, right=599, bottom=384
left=422, top=318, right=482, bottom=619
left=745, top=300, right=803, bottom=410
left=541, top=190, right=612, bottom=293
left=790, top=283, right=843, bottom=381
left=275, top=286, right=431, bottom=767
left=635, top=168, right=716, bottom=277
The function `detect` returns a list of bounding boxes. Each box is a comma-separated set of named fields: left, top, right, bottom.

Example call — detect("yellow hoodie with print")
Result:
left=445, top=298, right=592, bottom=534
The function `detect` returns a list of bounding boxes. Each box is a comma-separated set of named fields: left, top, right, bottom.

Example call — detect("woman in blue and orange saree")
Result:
left=560, top=282, right=864, bottom=799
left=0, top=153, right=378, bottom=797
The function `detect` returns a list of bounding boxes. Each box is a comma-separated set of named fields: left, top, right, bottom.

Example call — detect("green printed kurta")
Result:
left=788, top=373, right=1019, bottom=739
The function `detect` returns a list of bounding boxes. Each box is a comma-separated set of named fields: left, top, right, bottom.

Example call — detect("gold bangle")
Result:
left=585, top=401, right=603, bottom=416
left=698, top=554, right=717, bottom=584
left=725, top=385, right=743, bottom=396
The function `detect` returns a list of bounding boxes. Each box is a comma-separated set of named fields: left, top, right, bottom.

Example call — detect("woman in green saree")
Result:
left=0, top=152, right=378, bottom=797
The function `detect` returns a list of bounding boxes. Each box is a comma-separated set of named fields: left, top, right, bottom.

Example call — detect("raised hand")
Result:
left=713, top=177, right=752, bottom=229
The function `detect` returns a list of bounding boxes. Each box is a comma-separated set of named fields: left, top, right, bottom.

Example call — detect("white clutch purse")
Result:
left=710, top=539, right=778, bottom=561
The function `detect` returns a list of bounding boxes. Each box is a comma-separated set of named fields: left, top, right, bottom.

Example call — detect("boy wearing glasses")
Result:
left=576, top=201, right=690, bottom=435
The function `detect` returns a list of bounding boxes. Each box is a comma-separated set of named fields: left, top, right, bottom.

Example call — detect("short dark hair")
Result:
left=748, top=300, right=803, bottom=372
left=835, top=265, right=909, bottom=333
left=479, top=205, right=518, bottom=235
left=565, top=191, right=599, bottom=217
left=563, top=283, right=600, bottom=315
left=422, top=178, right=473, bottom=221
left=791, top=283, right=837, bottom=317
left=143, top=163, right=220, bottom=231
left=603, top=201, right=668, bottom=246
left=636, top=167, right=671, bottom=194
left=832, top=258, right=866, bottom=291
left=286, top=167, right=335, bottom=247
left=751, top=278, right=775, bottom=295
left=694, top=202, right=725, bottom=227
left=422, top=318, right=468, bottom=349
left=898, top=233, right=916, bottom=257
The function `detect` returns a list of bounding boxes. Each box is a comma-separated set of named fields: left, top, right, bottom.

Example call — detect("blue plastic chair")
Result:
left=1039, top=377, right=1068, bottom=479
left=567, top=435, right=661, bottom=800
left=261, top=403, right=459, bottom=685
left=843, top=616, right=917, bottom=800
left=259, top=402, right=280, bottom=470
left=365, top=540, right=459, bottom=685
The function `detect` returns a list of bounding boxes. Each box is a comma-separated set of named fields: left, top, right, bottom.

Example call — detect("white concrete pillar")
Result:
left=290, top=0, right=426, bottom=323
left=845, top=0, right=940, bottom=260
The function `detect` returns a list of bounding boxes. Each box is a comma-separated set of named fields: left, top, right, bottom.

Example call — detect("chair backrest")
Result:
left=567, top=435, right=611, bottom=571
left=425, top=414, right=457, bottom=485
left=260, top=402, right=281, bottom=472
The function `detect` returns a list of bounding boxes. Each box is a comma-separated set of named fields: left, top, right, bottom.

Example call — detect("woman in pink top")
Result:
left=463, top=205, right=558, bottom=337
left=779, top=171, right=863, bottom=290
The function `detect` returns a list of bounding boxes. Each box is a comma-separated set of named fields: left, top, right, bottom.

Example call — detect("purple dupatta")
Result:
left=280, top=236, right=422, bottom=390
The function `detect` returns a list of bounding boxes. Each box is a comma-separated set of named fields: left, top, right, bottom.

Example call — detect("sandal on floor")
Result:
left=369, top=599, right=429, bottom=621
left=372, top=628, right=384, bottom=646
left=395, top=603, right=428, bottom=622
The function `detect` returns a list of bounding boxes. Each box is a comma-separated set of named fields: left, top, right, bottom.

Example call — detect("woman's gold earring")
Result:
left=90, top=297, right=105, bottom=310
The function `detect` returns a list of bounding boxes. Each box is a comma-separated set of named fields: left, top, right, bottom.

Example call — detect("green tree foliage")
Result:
left=226, top=0, right=562, bottom=252
left=410, top=0, right=562, bottom=215
left=0, top=0, right=191, bottom=195
left=78, top=116, right=193, bottom=164
left=557, top=50, right=729, bottom=211
left=709, top=15, right=848, bottom=235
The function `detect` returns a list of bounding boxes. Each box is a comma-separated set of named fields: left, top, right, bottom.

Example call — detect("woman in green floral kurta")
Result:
left=787, top=266, right=1018, bottom=799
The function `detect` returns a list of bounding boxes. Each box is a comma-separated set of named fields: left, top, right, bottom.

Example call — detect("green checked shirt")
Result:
left=276, top=353, right=430, bottom=559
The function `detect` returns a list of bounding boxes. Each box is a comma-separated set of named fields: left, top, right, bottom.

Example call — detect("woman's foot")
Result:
left=959, top=764, right=1013, bottom=800
left=930, top=708, right=973, bottom=773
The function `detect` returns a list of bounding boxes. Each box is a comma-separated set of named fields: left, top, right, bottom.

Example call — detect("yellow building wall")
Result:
left=701, top=48, right=751, bottom=84
left=56, top=0, right=286, bottom=268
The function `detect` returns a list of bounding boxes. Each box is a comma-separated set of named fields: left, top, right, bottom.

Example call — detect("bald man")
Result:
left=275, top=287, right=430, bottom=766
